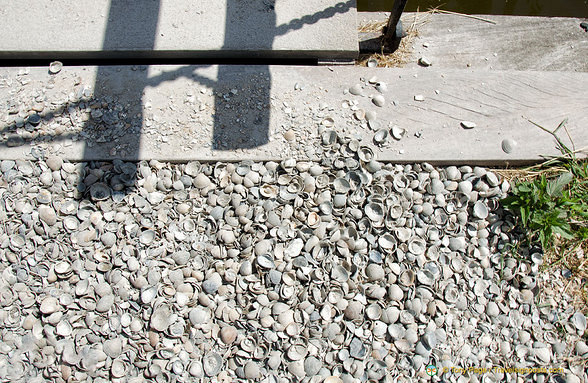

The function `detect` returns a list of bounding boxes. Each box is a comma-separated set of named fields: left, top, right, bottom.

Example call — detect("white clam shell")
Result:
left=375, top=82, right=388, bottom=93
left=150, top=305, right=172, bottom=332
left=89, top=182, right=111, bottom=201
left=473, top=201, right=489, bottom=219
left=571, top=312, right=587, bottom=333
left=111, top=359, right=128, bottom=378
left=501, top=138, right=517, bottom=153
left=333, top=178, right=351, bottom=193
left=408, top=237, right=426, bottom=255
left=399, top=270, right=415, bottom=286
left=256, top=254, right=275, bottom=269
left=366, top=203, right=384, bottom=222
left=391, top=125, right=406, bottom=140
left=56, top=320, right=72, bottom=336
left=322, top=117, right=335, bottom=127
left=461, top=120, right=476, bottom=129
left=373, top=129, right=388, bottom=145
left=203, top=352, right=223, bottom=377
left=260, top=183, right=279, bottom=198
left=366, top=303, right=383, bottom=320
left=372, top=94, right=385, bottom=107
left=193, top=173, right=212, bottom=188
left=349, top=84, right=363, bottom=96
left=287, top=344, right=308, bottom=361
left=378, top=233, right=397, bottom=250
left=49, top=61, right=63, bottom=74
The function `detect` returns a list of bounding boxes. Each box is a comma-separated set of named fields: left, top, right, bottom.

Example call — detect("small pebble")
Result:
left=6, top=136, right=25, bottom=147
left=28, top=113, right=41, bottom=126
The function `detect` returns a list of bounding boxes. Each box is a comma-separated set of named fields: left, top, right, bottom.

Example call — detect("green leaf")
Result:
left=518, top=184, right=532, bottom=193
left=500, top=196, right=516, bottom=207
left=552, top=225, right=574, bottom=240
left=539, top=230, right=548, bottom=249
left=547, top=172, right=573, bottom=197
left=520, top=206, right=529, bottom=226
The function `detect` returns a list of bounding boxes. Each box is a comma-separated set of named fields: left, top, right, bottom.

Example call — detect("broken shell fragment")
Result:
left=391, top=125, right=406, bottom=140
left=354, top=109, right=366, bottom=120
left=419, top=57, right=432, bottom=67
left=373, top=129, right=388, bottom=146
left=49, top=61, right=63, bottom=74
left=461, top=121, right=476, bottom=129
left=375, top=82, right=388, bottom=93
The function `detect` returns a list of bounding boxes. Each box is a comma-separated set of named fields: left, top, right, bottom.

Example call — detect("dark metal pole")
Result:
left=383, top=0, right=408, bottom=49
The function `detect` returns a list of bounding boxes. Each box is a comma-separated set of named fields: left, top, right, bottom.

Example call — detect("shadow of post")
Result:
left=213, top=1, right=275, bottom=150
left=76, top=0, right=161, bottom=193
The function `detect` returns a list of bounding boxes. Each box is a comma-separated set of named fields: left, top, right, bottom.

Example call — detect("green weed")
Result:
left=500, top=120, right=588, bottom=251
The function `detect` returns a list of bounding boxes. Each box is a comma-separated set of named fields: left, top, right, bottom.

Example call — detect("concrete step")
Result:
left=359, top=12, right=588, bottom=72
left=0, top=0, right=358, bottom=60
left=1, top=65, right=586, bottom=164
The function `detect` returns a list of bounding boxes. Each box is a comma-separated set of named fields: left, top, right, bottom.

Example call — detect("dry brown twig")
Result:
left=428, top=9, right=497, bottom=24
left=357, top=21, right=387, bottom=33
left=357, top=9, right=432, bottom=68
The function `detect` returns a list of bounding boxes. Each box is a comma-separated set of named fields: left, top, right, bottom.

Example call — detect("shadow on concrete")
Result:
left=0, top=0, right=355, bottom=195
left=213, top=1, right=274, bottom=150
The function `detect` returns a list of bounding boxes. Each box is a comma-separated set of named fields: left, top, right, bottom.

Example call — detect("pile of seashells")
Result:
left=0, top=137, right=587, bottom=382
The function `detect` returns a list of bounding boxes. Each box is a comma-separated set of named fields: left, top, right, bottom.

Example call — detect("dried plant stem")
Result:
left=429, top=9, right=497, bottom=24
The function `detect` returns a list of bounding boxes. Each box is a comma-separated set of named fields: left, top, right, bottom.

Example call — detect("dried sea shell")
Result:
left=502, top=138, right=517, bottom=153
left=89, top=183, right=111, bottom=201
left=372, top=95, right=385, bottom=107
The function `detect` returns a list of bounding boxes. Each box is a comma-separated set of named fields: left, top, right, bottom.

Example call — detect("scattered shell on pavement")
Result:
left=49, top=61, right=63, bottom=74
left=0, top=73, right=585, bottom=383
left=372, top=94, right=385, bottom=107
left=501, top=138, right=518, bottom=153
left=461, top=120, right=477, bottom=129
left=349, top=84, right=363, bottom=96
left=375, top=82, right=388, bottom=93
left=419, top=57, right=432, bottom=67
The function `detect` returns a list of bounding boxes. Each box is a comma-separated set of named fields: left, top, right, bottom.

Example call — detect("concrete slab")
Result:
left=0, top=0, right=358, bottom=60
left=0, top=65, right=587, bottom=165
left=359, top=12, right=588, bottom=72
